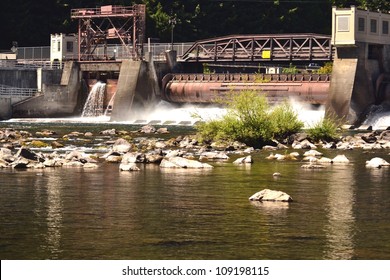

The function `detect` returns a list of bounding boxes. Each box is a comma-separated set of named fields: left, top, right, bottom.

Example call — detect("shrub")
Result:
left=270, top=102, right=304, bottom=139
left=315, top=62, right=333, bottom=74
left=307, top=117, right=339, bottom=142
left=194, top=90, right=304, bottom=147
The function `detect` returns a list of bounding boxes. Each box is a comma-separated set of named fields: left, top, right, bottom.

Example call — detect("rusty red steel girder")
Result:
left=71, top=5, right=145, bottom=61
left=181, top=34, right=334, bottom=62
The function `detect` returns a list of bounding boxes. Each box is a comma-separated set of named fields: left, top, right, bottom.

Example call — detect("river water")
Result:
left=1, top=119, right=390, bottom=260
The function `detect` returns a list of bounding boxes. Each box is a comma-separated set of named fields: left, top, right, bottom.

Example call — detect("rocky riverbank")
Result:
left=1, top=125, right=390, bottom=171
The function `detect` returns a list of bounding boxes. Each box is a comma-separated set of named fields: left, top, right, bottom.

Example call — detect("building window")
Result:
left=51, top=40, right=56, bottom=52
left=358, top=17, right=365, bottom=32
left=370, top=19, right=377, bottom=33
left=57, top=41, right=61, bottom=52
left=383, top=20, right=389, bottom=35
left=337, top=16, right=350, bottom=32
left=66, top=41, right=73, bottom=53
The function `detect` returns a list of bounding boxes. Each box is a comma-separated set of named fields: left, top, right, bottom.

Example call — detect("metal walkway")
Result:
left=181, top=33, right=333, bottom=62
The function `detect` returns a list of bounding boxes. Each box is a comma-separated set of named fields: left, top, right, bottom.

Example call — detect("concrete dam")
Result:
left=1, top=6, right=390, bottom=125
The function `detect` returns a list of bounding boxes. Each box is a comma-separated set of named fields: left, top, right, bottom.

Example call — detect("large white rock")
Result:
left=233, top=155, right=253, bottom=165
left=199, top=151, right=229, bottom=160
left=303, top=150, right=323, bottom=157
left=112, top=138, right=132, bottom=153
left=249, top=189, right=293, bottom=202
left=332, top=154, right=350, bottom=164
left=119, top=163, right=140, bottom=171
left=365, top=157, right=390, bottom=168
left=160, top=157, right=213, bottom=169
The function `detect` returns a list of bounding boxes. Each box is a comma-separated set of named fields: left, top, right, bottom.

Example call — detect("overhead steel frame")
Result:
left=71, top=5, right=145, bottom=61
left=181, top=34, right=334, bottom=62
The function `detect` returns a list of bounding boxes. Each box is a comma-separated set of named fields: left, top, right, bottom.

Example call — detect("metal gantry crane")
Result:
left=71, top=4, right=145, bottom=61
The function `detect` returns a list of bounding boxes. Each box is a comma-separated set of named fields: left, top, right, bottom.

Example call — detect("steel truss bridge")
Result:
left=181, top=33, right=334, bottom=63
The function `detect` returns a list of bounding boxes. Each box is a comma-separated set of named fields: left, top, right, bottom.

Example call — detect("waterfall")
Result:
left=81, top=82, right=106, bottom=117
left=362, top=104, right=390, bottom=130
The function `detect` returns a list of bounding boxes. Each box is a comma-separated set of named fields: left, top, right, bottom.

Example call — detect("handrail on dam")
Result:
left=0, top=84, right=38, bottom=98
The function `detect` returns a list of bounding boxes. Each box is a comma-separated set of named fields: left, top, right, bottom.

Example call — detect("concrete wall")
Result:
left=12, top=61, right=80, bottom=117
left=326, top=41, right=388, bottom=124
left=0, top=69, right=37, bottom=88
left=110, top=60, right=158, bottom=121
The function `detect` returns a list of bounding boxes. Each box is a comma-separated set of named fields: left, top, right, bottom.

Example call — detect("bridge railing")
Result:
left=181, top=34, right=334, bottom=62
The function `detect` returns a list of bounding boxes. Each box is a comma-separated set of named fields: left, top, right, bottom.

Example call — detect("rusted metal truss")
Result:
left=181, top=34, right=334, bottom=62
left=71, top=5, right=145, bottom=61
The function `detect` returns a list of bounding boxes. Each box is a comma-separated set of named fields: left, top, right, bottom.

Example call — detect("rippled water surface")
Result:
left=1, top=122, right=390, bottom=260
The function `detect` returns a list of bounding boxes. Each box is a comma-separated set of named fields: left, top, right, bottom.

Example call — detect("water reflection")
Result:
left=41, top=174, right=63, bottom=258
left=249, top=201, right=290, bottom=213
left=323, top=166, right=355, bottom=259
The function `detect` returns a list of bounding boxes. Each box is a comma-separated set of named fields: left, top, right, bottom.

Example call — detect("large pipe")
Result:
left=162, top=73, right=330, bottom=105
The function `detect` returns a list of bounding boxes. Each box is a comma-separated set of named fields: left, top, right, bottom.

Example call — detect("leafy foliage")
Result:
left=307, top=116, right=340, bottom=142
left=316, top=62, right=333, bottom=74
left=194, top=90, right=303, bottom=147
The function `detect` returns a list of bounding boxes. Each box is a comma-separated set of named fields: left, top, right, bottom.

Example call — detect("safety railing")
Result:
left=0, top=84, right=38, bottom=97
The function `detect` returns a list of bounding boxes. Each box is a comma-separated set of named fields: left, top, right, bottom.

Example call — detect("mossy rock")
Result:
left=30, top=140, right=50, bottom=148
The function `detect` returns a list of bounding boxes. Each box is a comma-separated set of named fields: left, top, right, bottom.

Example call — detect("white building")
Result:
left=50, top=34, right=78, bottom=66
left=332, top=6, right=390, bottom=46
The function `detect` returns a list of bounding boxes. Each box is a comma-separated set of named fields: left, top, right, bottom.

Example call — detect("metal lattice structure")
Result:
left=181, top=34, right=334, bottom=62
left=71, top=4, right=145, bottom=61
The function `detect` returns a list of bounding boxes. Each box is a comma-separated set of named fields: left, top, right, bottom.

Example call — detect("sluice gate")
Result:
left=162, top=73, right=330, bottom=105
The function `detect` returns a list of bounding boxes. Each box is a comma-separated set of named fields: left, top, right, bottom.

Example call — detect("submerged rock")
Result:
left=249, top=189, right=293, bottom=202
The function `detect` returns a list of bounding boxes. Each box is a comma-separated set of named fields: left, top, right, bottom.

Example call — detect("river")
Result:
left=1, top=118, right=389, bottom=260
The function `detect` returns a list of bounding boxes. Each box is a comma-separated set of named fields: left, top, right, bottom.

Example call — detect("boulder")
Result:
left=300, top=139, right=317, bottom=149
left=122, top=152, right=145, bottom=163
left=119, top=163, right=140, bottom=171
left=303, top=150, right=323, bottom=157
left=332, top=154, right=350, bottom=164
left=105, top=155, right=122, bottom=163
left=100, top=129, right=116, bottom=135
left=112, top=138, right=132, bottom=153
left=249, top=189, right=293, bottom=202
left=83, top=163, right=98, bottom=168
left=11, top=157, right=30, bottom=169
left=160, top=157, right=213, bottom=169
left=139, top=125, right=156, bottom=134
left=145, top=154, right=164, bottom=164
left=16, top=147, right=42, bottom=162
left=233, top=156, right=253, bottom=164
left=199, top=151, right=229, bottom=160
left=365, top=157, right=390, bottom=168
left=0, top=148, right=14, bottom=162
left=157, top=127, right=169, bottom=134
left=317, top=157, right=333, bottom=163
left=43, top=159, right=63, bottom=167
left=63, top=161, right=84, bottom=167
